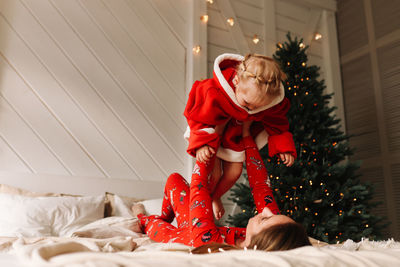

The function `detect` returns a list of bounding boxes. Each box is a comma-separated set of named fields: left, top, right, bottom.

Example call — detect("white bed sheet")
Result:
left=0, top=252, right=24, bottom=267
left=1, top=216, right=399, bottom=267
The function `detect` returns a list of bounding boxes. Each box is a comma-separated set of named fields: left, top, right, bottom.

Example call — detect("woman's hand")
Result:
left=242, top=120, right=253, bottom=137
left=196, top=145, right=215, bottom=163
left=279, top=153, right=295, bottom=167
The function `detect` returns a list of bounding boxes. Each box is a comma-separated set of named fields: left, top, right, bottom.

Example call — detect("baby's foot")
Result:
left=212, top=198, right=225, bottom=220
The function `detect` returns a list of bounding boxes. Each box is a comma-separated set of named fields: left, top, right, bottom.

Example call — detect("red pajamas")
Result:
left=139, top=136, right=279, bottom=247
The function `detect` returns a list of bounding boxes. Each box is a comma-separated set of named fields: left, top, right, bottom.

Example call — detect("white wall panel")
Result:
left=0, top=55, right=104, bottom=177
left=0, top=0, right=187, bottom=186
left=102, top=0, right=185, bottom=103
left=149, top=0, right=187, bottom=46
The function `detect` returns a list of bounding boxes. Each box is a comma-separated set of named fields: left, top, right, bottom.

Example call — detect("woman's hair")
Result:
left=191, top=222, right=311, bottom=254
left=236, top=54, right=287, bottom=97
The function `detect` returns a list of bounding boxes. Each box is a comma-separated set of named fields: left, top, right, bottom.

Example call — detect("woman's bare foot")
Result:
left=212, top=197, right=225, bottom=220
left=131, top=203, right=145, bottom=217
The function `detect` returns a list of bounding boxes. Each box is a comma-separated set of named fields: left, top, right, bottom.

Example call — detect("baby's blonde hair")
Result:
left=236, top=54, right=287, bottom=97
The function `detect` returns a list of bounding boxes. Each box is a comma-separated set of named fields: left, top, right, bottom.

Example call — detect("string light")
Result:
left=277, top=42, right=283, bottom=48
left=366, top=224, right=369, bottom=228
left=252, top=34, right=259, bottom=44
left=302, top=62, right=306, bottom=67
left=200, top=15, right=209, bottom=23
left=206, top=0, right=214, bottom=4
left=299, top=42, right=305, bottom=48
left=227, top=18, right=234, bottom=26
left=287, top=62, right=291, bottom=66
left=353, top=198, right=357, bottom=201
left=315, top=212, right=318, bottom=216
left=333, top=142, right=338, bottom=146
left=192, top=45, right=201, bottom=54
left=330, top=203, right=334, bottom=206
left=314, top=33, right=322, bottom=40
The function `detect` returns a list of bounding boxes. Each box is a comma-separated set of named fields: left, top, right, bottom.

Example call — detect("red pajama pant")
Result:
left=139, top=136, right=280, bottom=247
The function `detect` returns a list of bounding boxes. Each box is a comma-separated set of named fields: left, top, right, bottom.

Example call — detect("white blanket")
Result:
left=1, top=216, right=399, bottom=267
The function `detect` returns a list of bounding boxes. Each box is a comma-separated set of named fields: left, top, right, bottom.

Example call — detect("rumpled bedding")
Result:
left=1, top=216, right=400, bottom=267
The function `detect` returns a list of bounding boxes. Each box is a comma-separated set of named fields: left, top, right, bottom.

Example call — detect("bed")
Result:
left=0, top=180, right=399, bottom=267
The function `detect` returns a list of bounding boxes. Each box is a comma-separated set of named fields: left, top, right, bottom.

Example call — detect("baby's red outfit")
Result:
left=184, top=53, right=297, bottom=162
left=138, top=136, right=280, bottom=247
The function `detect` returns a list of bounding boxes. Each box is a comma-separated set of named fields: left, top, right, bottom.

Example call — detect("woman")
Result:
left=136, top=121, right=310, bottom=252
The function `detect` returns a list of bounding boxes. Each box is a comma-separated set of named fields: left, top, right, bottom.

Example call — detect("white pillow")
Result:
left=0, top=193, right=104, bottom=237
left=112, top=194, right=138, bottom=217
left=139, top=198, right=164, bottom=216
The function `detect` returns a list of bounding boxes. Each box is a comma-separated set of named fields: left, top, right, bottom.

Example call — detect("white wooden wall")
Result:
left=203, top=0, right=340, bottom=223
left=0, top=0, right=189, bottom=194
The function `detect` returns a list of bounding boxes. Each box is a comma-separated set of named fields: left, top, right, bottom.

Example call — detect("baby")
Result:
left=184, top=53, right=297, bottom=220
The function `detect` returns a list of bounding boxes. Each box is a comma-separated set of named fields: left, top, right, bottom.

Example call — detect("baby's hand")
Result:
left=279, top=153, right=294, bottom=167
left=196, top=145, right=215, bottom=163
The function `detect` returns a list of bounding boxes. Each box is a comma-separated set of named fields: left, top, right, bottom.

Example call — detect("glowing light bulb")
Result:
left=193, top=45, right=201, bottom=54
left=200, top=15, right=209, bottom=23
left=227, top=18, right=234, bottom=26
left=252, top=34, right=259, bottom=44
left=315, top=33, right=322, bottom=40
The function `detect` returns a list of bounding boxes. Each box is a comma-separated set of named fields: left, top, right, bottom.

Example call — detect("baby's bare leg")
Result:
left=211, top=161, right=243, bottom=220
left=209, top=157, right=222, bottom=192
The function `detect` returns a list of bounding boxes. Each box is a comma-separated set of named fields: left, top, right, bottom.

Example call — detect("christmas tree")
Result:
left=227, top=33, right=386, bottom=243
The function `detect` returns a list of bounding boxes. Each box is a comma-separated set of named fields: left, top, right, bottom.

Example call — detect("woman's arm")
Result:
left=243, top=121, right=280, bottom=215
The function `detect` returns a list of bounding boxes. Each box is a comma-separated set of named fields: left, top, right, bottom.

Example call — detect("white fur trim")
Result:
left=216, top=130, right=268, bottom=162
left=213, top=53, right=285, bottom=114
left=216, top=147, right=245, bottom=162
left=183, top=127, right=216, bottom=141
left=183, top=126, right=190, bottom=141
left=199, top=128, right=215, bottom=134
